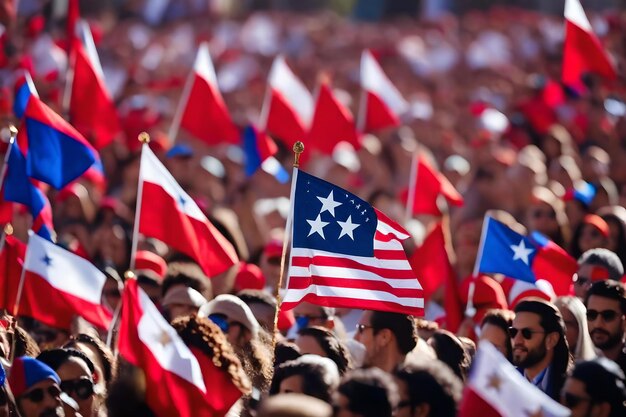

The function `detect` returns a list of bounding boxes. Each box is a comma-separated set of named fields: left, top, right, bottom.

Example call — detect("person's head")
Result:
left=64, top=333, right=117, bottom=393
left=526, top=186, right=569, bottom=247
left=575, top=248, right=624, bottom=299
left=200, top=294, right=260, bottom=348
left=270, top=355, right=340, bottom=404
left=428, top=330, right=471, bottom=382
left=561, top=358, right=626, bottom=417
left=237, top=289, right=278, bottom=332
left=257, top=393, right=333, bottom=417
left=584, top=280, right=626, bottom=353
left=37, top=348, right=100, bottom=417
left=335, top=368, right=398, bottom=417
left=354, top=310, right=417, bottom=372
left=293, top=303, right=335, bottom=332
left=29, top=322, right=70, bottom=352
left=554, top=296, right=597, bottom=361
left=571, top=215, right=610, bottom=259
left=597, top=206, right=626, bottom=268
left=161, top=261, right=212, bottom=302
left=512, top=299, right=570, bottom=374
left=296, top=326, right=352, bottom=375
left=394, top=359, right=463, bottom=417
left=273, top=340, right=301, bottom=368
left=8, top=356, right=63, bottom=417
left=161, top=286, right=207, bottom=322
left=479, top=309, right=515, bottom=360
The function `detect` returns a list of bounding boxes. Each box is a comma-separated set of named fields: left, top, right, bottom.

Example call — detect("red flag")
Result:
left=69, top=21, right=120, bottom=149
left=118, top=279, right=245, bottom=417
left=66, top=0, right=79, bottom=50
left=138, top=145, right=238, bottom=277
left=307, top=82, right=360, bottom=155
left=261, top=56, right=313, bottom=144
left=531, top=234, right=578, bottom=296
left=178, top=42, right=239, bottom=145
left=358, top=50, right=408, bottom=132
left=562, top=0, right=616, bottom=85
left=402, top=154, right=463, bottom=216
left=0, top=234, right=25, bottom=313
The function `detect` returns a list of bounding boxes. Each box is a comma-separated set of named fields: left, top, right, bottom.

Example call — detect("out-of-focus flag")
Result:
left=242, top=125, right=289, bottom=183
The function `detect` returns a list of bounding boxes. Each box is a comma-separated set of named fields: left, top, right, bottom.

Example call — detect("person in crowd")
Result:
left=428, top=330, right=472, bottom=382
left=597, top=206, right=626, bottom=269
left=574, top=249, right=624, bottom=300
left=511, top=298, right=572, bottom=400
left=525, top=186, right=570, bottom=248
left=256, top=393, right=333, bottom=417
left=237, top=289, right=279, bottom=333
left=334, top=368, right=398, bottom=417
left=479, top=309, right=515, bottom=360
left=269, top=355, right=340, bottom=404
left=292, top=303, right=336, bottom=333
left=561, top=358, right=626, bottom=417
left=161, top=261, right=213, bottom=304
left=273, top=340, right=301, bottom=368
left=554, top=296, right=597, bottom=361
left=295, top=326, right=352, bottom=375
left=64, top=333, right=117, bottom=394
left=161, top=285, right=207, bottom=322
left=585, top=280, right=626, bottom=375
left=570, top=215, right=611, bottom=260
left=8, top=356, right=64, bottom=417
left=354, top=310, right=417, bottom=373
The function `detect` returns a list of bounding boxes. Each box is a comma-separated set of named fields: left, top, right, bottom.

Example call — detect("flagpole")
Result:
left=258, top=80, right=271, bottom=132
left=10, top=230, right=32, bottom=364
left=404, top=145, right=419, bottom=223
left=467, top=214, right=491, bottom=318
left=0, top=125, right=16, bottom=194
left=167, top=59, right=196, bottom=145
left=271, top=141, right=303, bottom=348
left=106, top=270, right=131, bottom=350
left=62, top=46, right=76, bottom=118
left=129, top=132, right=149, bottom=271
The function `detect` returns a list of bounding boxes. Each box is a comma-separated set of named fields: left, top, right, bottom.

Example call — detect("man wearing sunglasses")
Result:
left=511, top=299, right=572, bottom=401
left=585, top=280, right=626, bottom=376
left=560, top=357, right=626, bottom=417
left=7, top=356, right=63, bottom=417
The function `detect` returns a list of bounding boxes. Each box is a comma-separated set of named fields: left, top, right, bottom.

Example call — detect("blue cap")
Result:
left=166, top=144, right=194, bottom=159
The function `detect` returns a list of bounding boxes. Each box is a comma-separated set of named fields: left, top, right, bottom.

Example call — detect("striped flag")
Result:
left=282, top=170, right=424, bottom=316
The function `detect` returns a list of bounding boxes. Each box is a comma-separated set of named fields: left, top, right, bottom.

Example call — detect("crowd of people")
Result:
left=0, top=1, right=626, bottom=416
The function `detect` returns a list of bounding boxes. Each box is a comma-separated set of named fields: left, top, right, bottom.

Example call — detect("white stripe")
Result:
left=361, top=50, right=409, bottom=116
left=136, top=286, right=207, bottom=393
left=193, top=42, right=219, bottom=88
left=565, top=0, right=592, bottom=32
left=291, top=248, right=413, bottom=270
left=77, top=20, right=105, bottom=79
left=268, top=56, right=314, bottom=127
left=288, top=266, right=422, bottom=289
left=283, top=285, right=424, bottom=308
left=24, top=233, right=105, bottom=305
left=139, top=146, right=206, bottom=221
left=373, top=238, right=405, bottom=251
left=377, top=219, right=410, bottom=240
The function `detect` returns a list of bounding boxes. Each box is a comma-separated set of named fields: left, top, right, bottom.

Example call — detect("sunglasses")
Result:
left=561, top=392, right=592, bottom=408
left=22, top=385, right=62, bottom=403
left=586, top=309, right=620, bottom=322
left=60, top=378, right=94, bottom=400
left=208, top=315, right=243, bottom=333
left=356, top=324, right=374, bottom=334
left=508, top=327, right=545, bottom=340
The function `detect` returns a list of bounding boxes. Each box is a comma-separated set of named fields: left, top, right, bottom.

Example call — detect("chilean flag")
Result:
left=476, top=217, right=577, bottom=297
left=138, top=145, right=238, bottom=277
left=358, top=50, right=409, bottom=132
left=118, top=279, right=245, bottom=417
left=242, top=125, right=289, bottom=183
left=562, top=0, right=616, bottom=86
left=69, top=20, right=121, bottom=149
left=20, top=232, right=112, bottom=330
left=176, top=42, right=239, bottom=145
left=261, top=56, right=313, bottom=144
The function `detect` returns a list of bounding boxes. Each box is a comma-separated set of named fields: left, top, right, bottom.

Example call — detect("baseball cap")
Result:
left=8, top=356, right=61, bottom=399
left=199, top=294, right=260, bottom=337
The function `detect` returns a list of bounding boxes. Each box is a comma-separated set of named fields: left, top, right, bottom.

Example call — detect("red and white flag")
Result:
left=176, top=42, right=239, bottom=145
left=358, top=50, right=409, bottom=132
left=118, top=279, right=244, bottom=417
left=20, top=232, right=112, bottom=330
left=69, top=21, right=121, bottom=149
left=562, top=0, right=616, bottom=85
left=0, top=235, right=26, bottom=314
left=261, top=56, right=313, bottom=144
left=307, top=82, right=360, bottom=155
left=138, top=145, right=238, bottom=277
left=459, top=342, right=570, bottom=417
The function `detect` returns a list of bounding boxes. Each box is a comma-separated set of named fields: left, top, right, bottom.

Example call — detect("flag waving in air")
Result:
left=283, top=170, right=424, bottom=316
left=242, top=125, right=289, bottom=183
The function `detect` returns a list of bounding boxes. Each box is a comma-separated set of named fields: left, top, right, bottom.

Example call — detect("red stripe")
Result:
left=291, top=255, right=416, bottom=279
left=373, top=249, right=409, bottom=260
left=287, top=276, right=422, bottom=297
left=282, top=293, right=423, bottom=316
left=374, top=232, right=396, bottom=242
left=458, top=387, right=502, bottom=417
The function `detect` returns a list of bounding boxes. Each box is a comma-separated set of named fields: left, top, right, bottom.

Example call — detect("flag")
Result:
left=403, top=154, right=463, bottom=216
left=261, top=56, right=313, bottom=144
left=459, top=342, right=570, bottom=417
left=118, top=279, right=245, bottom=417
left=17, top=92, right=97, bottom=189
left=20, top=232, right=111, bottom=330
left=282, top=169, right=424, bottom=315
left=307, top=82, right=360, bottom=155
left=0, top=234, right=26, bottom=313
left=242, top=125, right=289, bottom=183
left=4, top=142, right=54, bottom=240
left=138, top=145, right=238, bottom=277
left=177, top=42, right=239, bottom=145
left=562, top=0, right=616, bottom=85
left=13, top=73, right=37, bottom=119
left=69, top=21, right=121, bottom=149
left=476, top=217, right=576, bottom=297
left=358, top=50, right=409, bottom=132
left=66, top=0, right=79, bottom=51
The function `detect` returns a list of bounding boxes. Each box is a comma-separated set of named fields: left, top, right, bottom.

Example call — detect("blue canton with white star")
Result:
left=293, top=171, right=377, bottom=256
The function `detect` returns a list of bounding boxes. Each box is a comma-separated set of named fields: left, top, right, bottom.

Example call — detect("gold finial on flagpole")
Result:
left=124, top=270, right=136, bottom=280
left=293, top=141, right=304, bottom=168
left=4, top=223, right=13, bottom=236
left=8, top=125, right=17, bottom=139
left=138, top=132, right=150, bottom=144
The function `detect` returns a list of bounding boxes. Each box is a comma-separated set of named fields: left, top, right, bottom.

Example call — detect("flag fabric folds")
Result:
left=283, top=169, right=424, bottom=316
left=459, top=342, right=570, bottom=417
left=21, top=232, right=111, bottom=330
left=562, top=0, right=616, bottom=85
left=118, top=279, right=244, bottom=417
left=242, top=125, right=289, bottom=183
left=138, top=145, right=238, bottom=277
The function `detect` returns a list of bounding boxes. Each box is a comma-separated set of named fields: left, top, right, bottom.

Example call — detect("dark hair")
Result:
left=395, top=360, right=463, bottom=417
left=297, top=326, right=352, bottom=375
left=571, top=358, right=626, bottom=417
left=11, top=326, right=40, bottom=358
left=269, top=357, right=337, bottom=403
left=481, top=309, right=515, bottom=360
left=273, top=340, right=301, bottom=368
left=429, top=330, right=471, bottom=382
left=578, top=248, right=624, bottom=281
left=585, top=280, right=626, bottom=314
left=237, top=289, right=277, bottom=309
left=370, top=312, right=417, bottom=355
left=37, top=348, right=96, bottom=375
left=337, top=368, right=398, bottom=417
left=161, top=262, right=212, bottom=300
left=65, top=333, right=117, bottom=389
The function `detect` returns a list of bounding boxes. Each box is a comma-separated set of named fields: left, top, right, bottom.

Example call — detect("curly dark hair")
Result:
left=297, top=326, right=352, bottom=375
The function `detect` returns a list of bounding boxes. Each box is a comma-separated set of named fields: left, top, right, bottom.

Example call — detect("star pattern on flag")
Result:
left=337, top=215, right=360, bottom=240
left=317, top=191, right=342, bottom=217
left=510, top=239, right=534, bottom=265
left=178, top=195, right=187, bottom=208
left=486, top=373, right=502, bottom=392
left=41, top=254, right=52, bottom=266
left=158, top=330, right=172, bottom=347
left=307, top=214, right=329, bottom=239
